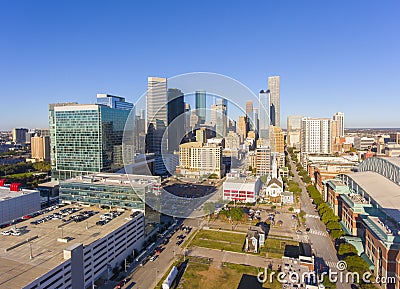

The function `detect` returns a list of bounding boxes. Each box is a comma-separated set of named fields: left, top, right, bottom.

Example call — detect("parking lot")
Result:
left=163, top=181, right=217, bottom=198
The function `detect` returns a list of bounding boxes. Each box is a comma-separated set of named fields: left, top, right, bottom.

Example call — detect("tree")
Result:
left=338, top=243, right=358, bottom=257
left=203, top=202, right=215, bottom=216
left=230, top=207, right=244, bottom=221
left=326, top=221, right=342, bottom=231
left=302, top=175, right=311, bottom=183
left=329, top=229, right=344, bottom=239
left=288, top=207, right=294, bottom=212
left=345, top=255, right=370, bottom=274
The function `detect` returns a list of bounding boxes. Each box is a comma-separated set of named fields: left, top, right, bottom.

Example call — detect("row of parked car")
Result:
left=0, top=204, right=66, bottom=229
left=96, top=211, right=123, bottom=226
left=1, top=228, right=23, bottom=236
left=30, top=207, right=83, bottom=225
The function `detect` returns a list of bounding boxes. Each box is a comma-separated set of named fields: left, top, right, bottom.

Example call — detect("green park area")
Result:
left=177, top=257, right=281, bottom=289
left=190, top=229, right=246, bottom=252
left=261, top=238, right=299, bottom=259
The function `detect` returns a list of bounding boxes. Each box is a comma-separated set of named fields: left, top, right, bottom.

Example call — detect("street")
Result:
left=288, top=154, right=350, bottom=289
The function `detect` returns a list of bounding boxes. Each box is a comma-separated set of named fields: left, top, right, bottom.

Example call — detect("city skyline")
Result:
left=1, top=1, right=399, bottom=129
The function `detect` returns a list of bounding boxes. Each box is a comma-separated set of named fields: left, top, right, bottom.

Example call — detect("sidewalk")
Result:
left=187, top=246, right=280, bottom=270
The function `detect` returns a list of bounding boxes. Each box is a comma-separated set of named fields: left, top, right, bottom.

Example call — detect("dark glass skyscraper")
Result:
left=195, top=91, right=206, bottom=124
left=167, top=88, right=184, bottom=152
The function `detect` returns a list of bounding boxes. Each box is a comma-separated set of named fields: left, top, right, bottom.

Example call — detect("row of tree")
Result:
left=307, top=185, right=345, bottom=239
left=0, top=161, right=50, bottom=176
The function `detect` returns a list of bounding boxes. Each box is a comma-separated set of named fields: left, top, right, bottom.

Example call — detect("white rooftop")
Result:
left=0, top=187, right=38, bottom=201
left=346, top=171, right=400, bottom=221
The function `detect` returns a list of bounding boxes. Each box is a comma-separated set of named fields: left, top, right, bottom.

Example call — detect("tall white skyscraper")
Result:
left=333, top=112, right=345, bottom=137
left=268, top=76, right=280, bottom=127
left=147, top=77, right=167, bottom=130
left=301, top=117, right=332, bottom=154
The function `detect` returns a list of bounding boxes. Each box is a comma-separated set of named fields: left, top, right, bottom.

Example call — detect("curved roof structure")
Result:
left=338, top=171, right=400, bottom=222
left=358, top=157, right=400, bottom=186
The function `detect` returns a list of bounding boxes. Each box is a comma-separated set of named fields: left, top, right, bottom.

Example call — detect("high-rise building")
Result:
left=287, top=115, right=303, bottom=148
left=147, top=77, right=167, bottom=129
left=301, top=118, right=332, bottom=155
left=258, top=90, right=270, bottom=146
left=31, top=134, right=50, bottom=162
left=196, top=128, right=207, bottom=143
left=49, top=95, right=132, bottom=181
left=246, top=100, right=253, bottom=115
left=237, top=116, right=249, bottom=143
left=211, top=99, right=228, bottom=138
left=195, top=91, right=206, bottom=124
left=268, top=76, right=280, bottom=127
left=12, top=128, right=28, bottom=144
left=184, top=103, right=191, bottom=133
left=167, top=88, right=184, bottom=152
left=225, top=131, right=241, bottom=150
left=97, top=93, right=134, bottom=110
left=333, top=112, right=345, bottom=137
left=270, top=126, right=284, bottom=154
left=177, top=142, right=223, bottom=178
left=255, top=147, right=271, bottom=176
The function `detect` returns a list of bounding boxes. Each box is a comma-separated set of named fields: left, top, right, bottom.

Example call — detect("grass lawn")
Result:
left=179, top=260, right=281, bottom=289
left=261, top=238, right=299, bottom=259
left=189, top=230, right=246, bottom=252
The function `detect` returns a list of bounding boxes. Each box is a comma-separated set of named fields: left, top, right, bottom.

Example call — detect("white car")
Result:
left=1, top=231, right=11, bottom=236
left=11, top=231, right=21, bottom=236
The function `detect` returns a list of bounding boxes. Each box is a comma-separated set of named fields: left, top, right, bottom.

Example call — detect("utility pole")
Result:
left=28, top=241, right=33, bottom=259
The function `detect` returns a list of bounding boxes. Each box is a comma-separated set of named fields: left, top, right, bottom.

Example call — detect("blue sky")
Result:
left=1, top=0, right=399, bottom=130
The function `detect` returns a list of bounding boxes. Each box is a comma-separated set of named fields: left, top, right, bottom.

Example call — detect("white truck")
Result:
left=162, top=266, right=178, bottom=289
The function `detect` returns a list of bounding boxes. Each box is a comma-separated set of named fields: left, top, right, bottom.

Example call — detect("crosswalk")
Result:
left=325, top=261, right=338, bottom=268
left=306, top=214, right=320, bottom=219
left=309, top=229, right=329, bottom=237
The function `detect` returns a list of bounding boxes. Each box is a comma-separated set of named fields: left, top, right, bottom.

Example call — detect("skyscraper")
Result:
left=333, top=112, right=345, bottom=137
left=287, top=115, right=303, bottom=148
left=212, top=98, right=228, bottom=138
left=195, top=91, right=206, bottom=124
left=49, top=95, right=133, bottom=181
left=270, top=126, right=284, bottom=154
left=237, top=116, right=249, bottom=143
left=31, top=134, right=50, bottom=162
left=258, top=90, right=270, bottom=146
left=167, top=88, right=185, bottom=152
left=301, top=117, right=332, bottom=155
left=147, top=77, right=167, bottom=130
left=268, top=76, right=280, bottom=127
left=246, top=100, right=253, bottom=115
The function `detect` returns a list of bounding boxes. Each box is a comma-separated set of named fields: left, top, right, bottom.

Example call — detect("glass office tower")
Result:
left=49, top=96, right=132, bottom=181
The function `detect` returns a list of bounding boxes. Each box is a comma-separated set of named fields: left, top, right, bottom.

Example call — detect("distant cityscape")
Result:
left=0, top=71, right=399, bottom=289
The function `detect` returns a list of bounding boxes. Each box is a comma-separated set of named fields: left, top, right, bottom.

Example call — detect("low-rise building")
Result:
left=0, top=204, right=145, bottom=289
left=60, top=173, right=161, bottom=232
left=323, top=157, right=400, bottom=289
left=354, top=137, right=375, bottom=151
left=223, top=176, right=261, bottom=203
left=0, top=181, right=40, bottom=225
left=384, top=143, right=400, bottom=157
left=282, top=191, right=294, bottom=205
